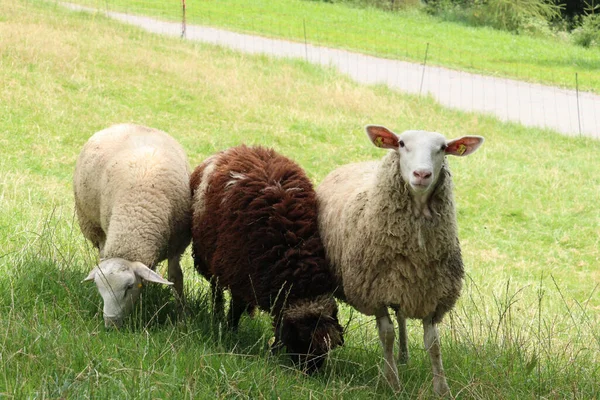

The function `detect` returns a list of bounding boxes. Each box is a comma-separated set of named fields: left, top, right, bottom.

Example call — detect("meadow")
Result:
left=0, top=1, right=599, bottom=398
left=62, top=0, right=600, bottom=93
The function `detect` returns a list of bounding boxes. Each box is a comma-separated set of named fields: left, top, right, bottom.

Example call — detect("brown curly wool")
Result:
left=190, top=145, right=343, bottom=371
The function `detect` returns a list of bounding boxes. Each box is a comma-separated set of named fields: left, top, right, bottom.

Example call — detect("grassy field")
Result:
left=61, top=0, right=600, bottom=94
left=1, top=1, right=599, bottom=398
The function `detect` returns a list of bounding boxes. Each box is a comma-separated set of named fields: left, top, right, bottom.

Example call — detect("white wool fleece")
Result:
left=74, top=124, right=191, bottom=328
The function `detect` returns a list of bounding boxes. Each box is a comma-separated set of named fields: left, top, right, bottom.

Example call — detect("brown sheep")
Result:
left=190, top=145, right=344, bottom=372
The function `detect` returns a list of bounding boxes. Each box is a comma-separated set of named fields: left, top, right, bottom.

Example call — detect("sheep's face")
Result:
left=396, top=130, right=448, bottom=195
left=366, top=125, right=484, bottom=196
left=280, top=297, right=344, bottom=373
left=82, top=258, right=173, bottom=328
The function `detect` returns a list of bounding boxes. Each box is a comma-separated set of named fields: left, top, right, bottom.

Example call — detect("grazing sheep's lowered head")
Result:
left=366, top=125, right=484, bottom=218
left=83, top=258, right=172, bottom=328
left=279, top=295, right=344, bottom=373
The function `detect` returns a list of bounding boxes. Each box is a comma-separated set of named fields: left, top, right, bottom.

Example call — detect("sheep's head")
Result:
left=366, top=125, right=484, bottom=215
left=279, top=296, right=344, bottom=373
left=82, top=258, right=172, bottom=328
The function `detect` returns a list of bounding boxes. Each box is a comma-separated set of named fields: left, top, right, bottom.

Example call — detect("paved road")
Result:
left=64, top=3, right=599, bottom=139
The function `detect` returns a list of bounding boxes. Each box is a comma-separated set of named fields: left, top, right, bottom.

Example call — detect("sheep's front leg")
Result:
left=98, top=241, right=105, bottom=258
left=395, top=309, right=409, bottom=364
left=167, top=254, right=185, bottom=302
left=376, top=308, right=400, bottom=391
left=423, top=318, right=450, bottom=397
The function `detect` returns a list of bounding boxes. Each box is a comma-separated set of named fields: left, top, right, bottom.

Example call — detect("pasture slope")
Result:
left=55, top=0, right=600, bottom=94
left=0, top=1, right=598, bottom=398
left=63, top=2, right=600, bottom=139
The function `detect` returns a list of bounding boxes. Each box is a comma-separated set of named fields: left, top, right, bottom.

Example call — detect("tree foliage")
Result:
left=556, top=0, right=588, bottom=18
left=309, top=0, right=421, bottom=11
left=475, top=0, right=563, bottom=31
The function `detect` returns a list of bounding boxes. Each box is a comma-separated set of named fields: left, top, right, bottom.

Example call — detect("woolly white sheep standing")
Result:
left=316, top=125, right=484, bottom=396
left=74, top=124, right=191, bottom=328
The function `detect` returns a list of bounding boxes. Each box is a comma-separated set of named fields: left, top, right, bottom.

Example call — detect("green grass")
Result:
left=62, top=0, right=600, bottom=94
left=1, top=1, right=599, bottom=398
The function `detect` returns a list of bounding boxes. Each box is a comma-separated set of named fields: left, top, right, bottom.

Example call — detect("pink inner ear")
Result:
left=446, top=141, right=468, bottom=156
left=366, top=126, right=399, bottom=149
left=446, top=136, right=483, bottom=156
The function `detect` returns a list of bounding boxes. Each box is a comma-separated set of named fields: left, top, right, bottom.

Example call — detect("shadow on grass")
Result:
left=0, top=250, right=331, bottom=370
left=3, top=246, right=598, bottom=398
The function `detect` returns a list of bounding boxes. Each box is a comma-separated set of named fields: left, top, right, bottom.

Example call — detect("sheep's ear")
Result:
left=445, top=136, right=484, bottom=157
left=82, top=267, right=98, bottom=283
left=365, top=125, right=399, bottom=150
left=131, top=262, right=173, bottom=285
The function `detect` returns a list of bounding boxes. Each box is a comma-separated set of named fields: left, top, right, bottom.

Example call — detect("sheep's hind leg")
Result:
left=394, top=308, right=409, bottom=364
left=376, top=308, right=400, bottom=391
left=227, top=295, right=247, bottom=331
left=210, top=278, right=225, bottom=322
left=423, top=317, right=450, bottom=397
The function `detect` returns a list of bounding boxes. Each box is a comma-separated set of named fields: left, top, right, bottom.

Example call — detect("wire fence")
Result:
left=58, top=1, right=600, bottom=138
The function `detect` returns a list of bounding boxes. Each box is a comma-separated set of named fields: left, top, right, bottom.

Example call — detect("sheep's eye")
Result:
left=124, top=283, right=134, bottom=297
left=399, top=140, right=405, bottom=148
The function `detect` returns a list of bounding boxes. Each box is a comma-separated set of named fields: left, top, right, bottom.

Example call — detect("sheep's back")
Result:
left=74, top=124, right=191, bottom=265
left=316, top=161, right=378, bottom=290
left=191, top=146, right=335, bottom=312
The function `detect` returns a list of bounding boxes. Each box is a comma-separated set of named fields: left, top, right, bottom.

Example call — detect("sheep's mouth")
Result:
left=104, top=314, right=124, bottom=329
left=410, top=182, right=431, bottom=192
left=292, top=353, right=326, bottom=374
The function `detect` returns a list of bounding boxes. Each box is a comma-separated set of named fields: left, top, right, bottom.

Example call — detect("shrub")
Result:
left=520, top=15, right=559, bottom=36
left=424, top=0, right=473, bottom=21
left=473, top=0, right=563, bottom=32
left=426, top=0, right=562, bottom=33
left=557, top=0, right=589, bottom=19
left=572, top=12, right=600, bottom=47
left=307, top=0, right=422, bottom=12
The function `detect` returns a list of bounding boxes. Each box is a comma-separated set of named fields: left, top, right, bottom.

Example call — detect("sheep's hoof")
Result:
left=268, top=336, right=284, bottom=355
left=174, top=295, right=189, bottom=319
left=433, top=376, right=451, bottom=397
left=384, top=370, right=401, bottom=392
left=398, top=351, right=409, bottom=365
left=176, top=305, right=190, bottom=321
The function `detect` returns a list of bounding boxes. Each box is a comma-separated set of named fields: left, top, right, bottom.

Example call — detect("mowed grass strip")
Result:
left=0, top=1, right=599, bottom=398
left=64, top=0, right=600, bottom=93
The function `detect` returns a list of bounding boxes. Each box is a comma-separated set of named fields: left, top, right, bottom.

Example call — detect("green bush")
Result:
left=307, top=0, right=422, bottom=11
left=426, top=0, right=562, bottom=33
left=472, top=0, right=562, bottom=32
left=423, top=0, right=471, bottom=21
left=572, top=13, right=600, bottom=47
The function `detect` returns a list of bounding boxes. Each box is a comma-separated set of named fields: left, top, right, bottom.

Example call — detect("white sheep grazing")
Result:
left=316, top=125, right=484, bottom=396
left=74, top=124, right=191, bottom=328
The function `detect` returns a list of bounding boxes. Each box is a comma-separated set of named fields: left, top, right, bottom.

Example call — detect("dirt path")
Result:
left=64, top=3, right=599, bottom=139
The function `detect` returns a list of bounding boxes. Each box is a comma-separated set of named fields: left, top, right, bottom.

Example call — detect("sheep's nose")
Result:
left=104, top=315, right=124, bottom=329
left=413, top=170, right=432, bottom=180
